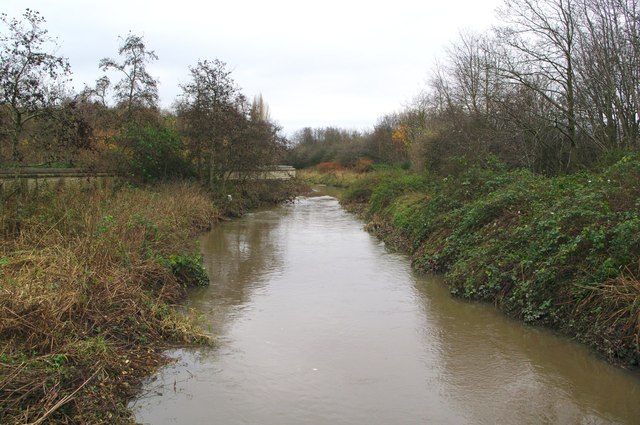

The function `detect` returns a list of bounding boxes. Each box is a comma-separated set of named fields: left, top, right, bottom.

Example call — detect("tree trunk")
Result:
left=208, top=151, right=215, bottom=190
left=11, top=113, right=23, bottom=162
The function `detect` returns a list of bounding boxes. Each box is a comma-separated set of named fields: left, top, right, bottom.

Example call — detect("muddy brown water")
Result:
left=132, top=194, right=640, bottom=424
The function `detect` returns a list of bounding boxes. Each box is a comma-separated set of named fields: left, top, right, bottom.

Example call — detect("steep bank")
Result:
left=340, top=157, right=640, bottom=367
left=0, top=179, right=299, bottom=424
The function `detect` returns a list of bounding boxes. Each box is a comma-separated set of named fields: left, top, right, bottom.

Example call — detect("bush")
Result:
left=114, top=124, right=193, bottom=182
left=354, top=158, right=374, bottom=173
left=317, top=161, right=344, bottom=173
left=160, top=253, right=209, bottom=288
left=368, top=173, right=429, bottom=215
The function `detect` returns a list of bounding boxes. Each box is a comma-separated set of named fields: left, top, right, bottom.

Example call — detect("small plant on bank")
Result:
left=159, top=253, right=209, bottom=288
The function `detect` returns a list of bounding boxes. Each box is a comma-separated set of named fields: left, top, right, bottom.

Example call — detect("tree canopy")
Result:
left=0, top=8, right=70, bottom=162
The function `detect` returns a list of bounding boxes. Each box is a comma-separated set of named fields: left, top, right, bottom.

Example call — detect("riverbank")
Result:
left=332, top=157, right=640, bottom=367
left=0, top=179, right=299, bottom=424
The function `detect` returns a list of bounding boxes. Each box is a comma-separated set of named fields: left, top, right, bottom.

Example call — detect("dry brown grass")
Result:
left=0, top=181, right=219, bottom=423
left=297, top=169, right=370, bottom=188
left=574, top=269, right=640, bottom=363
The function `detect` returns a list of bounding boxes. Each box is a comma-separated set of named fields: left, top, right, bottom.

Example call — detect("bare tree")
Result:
left=495, top=0, right=581, bottom=172
left=0, top=9, right=71, bottom=163
left=358, top=0, right=640, bottom=175
left=99, top=32, right=159, bottom=118
left=79, top=76, right=111, bottom=108
left=577, top=0, right=640, bottom=150
left=176, top=59, right=242, bottom=187
left=444, top=32, right=492, bottom=116
left=250, top=93, right=271, bottom=122
left=418, top=32, right=526, bottom=170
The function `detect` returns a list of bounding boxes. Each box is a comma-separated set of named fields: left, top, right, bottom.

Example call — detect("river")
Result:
left=132, top=194, right=640, bottom=424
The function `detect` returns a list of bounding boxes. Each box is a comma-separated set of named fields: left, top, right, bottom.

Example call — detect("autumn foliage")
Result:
left=317, top=161, right=344, bottom=173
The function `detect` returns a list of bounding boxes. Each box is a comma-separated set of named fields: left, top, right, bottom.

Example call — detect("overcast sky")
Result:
left=3, top=0, right=502, bottom=136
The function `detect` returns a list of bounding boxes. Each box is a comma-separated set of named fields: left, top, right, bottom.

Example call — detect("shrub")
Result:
left=367, top=173, right=429, bottom=215
left=160, top=253, right=209, bottom=288
left=354, top=158, right=374, bottom=173
left=113, top=124, right=193, bottom=182
left=317, top=161, right=344, bottom=173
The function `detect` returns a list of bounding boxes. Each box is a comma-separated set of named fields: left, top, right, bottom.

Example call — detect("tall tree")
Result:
left=34, top=99, right=93, bottom=166
left=495, top=0, right=581, bottom=172
left=0, top=9, right=70, bottom=162
left=577, top=0, right=640, bottom=150
left=99, top=32, right=159, bottom=119
left=227, top=101, right=287, bottom=180
left=250, top=93, right=270, bottom=122
left=176, top=59, right=242, bottom=187
left=177, top=60, right=288, bottom=189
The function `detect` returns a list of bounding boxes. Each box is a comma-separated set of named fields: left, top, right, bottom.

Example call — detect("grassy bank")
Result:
left=0, top=179, right=297, bottom=424
left=338, top=157, right=640, bottom=367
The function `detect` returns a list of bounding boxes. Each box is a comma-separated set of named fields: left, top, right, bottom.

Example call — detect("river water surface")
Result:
left=133, top=194, right=640, bottom=424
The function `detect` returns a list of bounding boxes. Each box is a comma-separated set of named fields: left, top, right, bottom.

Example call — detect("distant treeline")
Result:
left=287, top=125, right=408, bottom=170
left=290, top=0, right=640, bottom=176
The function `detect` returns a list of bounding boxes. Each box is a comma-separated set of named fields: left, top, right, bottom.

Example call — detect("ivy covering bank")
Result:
left=342, top=156, right=640, bottom=367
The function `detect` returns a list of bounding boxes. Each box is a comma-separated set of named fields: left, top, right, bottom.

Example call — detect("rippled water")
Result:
left=132, top=195, right=640, bottom=424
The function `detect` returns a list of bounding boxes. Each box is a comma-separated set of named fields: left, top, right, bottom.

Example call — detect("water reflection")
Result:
left=191, top=207, right=289, bottom=335
left=414, top=277, right=640, bottom=424
left=133, top=195, right=640, bottom=425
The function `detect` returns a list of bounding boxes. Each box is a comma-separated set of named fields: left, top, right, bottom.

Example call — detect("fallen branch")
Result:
left=25, top=367, right=102, bottom=425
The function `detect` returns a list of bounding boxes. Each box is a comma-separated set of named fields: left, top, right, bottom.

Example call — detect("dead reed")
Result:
left=574, top=268, right=640, bottom=363
left=1, top=180, right=219, bottom=423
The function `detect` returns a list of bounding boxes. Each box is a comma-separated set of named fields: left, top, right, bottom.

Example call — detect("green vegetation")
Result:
left=113, top=123, right=193, bottom=182
left=339, top=157, right=640, bottom=366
